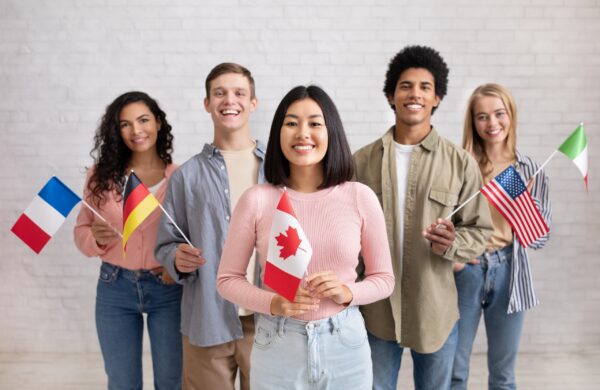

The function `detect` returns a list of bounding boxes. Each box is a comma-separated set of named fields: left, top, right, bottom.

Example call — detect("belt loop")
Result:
left=277, top=316, right=286, bottom=337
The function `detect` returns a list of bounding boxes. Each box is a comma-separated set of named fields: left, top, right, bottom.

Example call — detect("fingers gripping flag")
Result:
left=481, top=166, right=549, bottom=248
left=264, top=191, right=312, bottom=302
left=11, top=177, right=81, bottom=253
left=123, top=172, right=160, bottom=253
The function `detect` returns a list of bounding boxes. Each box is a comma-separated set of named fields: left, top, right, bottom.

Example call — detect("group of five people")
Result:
left=73, top=45, right=551, bottom=390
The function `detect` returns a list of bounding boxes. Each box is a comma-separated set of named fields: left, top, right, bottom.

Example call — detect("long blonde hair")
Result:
left=462, top=83, right=517, bottom=177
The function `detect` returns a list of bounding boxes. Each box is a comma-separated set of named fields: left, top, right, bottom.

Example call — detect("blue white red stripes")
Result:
left=11, top=177, right=81, bottom=253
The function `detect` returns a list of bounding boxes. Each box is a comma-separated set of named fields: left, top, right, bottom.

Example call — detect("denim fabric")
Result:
left=452, top=245, right=525, bottom=390
left=250, top=306, right=372, bottom=389
left=95, top=262, right=183, bottom=390
left=369, top=324, right=458, bottom=390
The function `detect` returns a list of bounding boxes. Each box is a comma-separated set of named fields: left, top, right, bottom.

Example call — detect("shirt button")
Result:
left=224, top=189, right=229, bottom=194
left=220, top=165, right=225, bottom=170
left=226, top=215, right=230, bottom=221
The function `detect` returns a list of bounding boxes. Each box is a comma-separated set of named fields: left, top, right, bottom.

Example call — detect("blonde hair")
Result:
left=462, top=83, right=517, bottom=177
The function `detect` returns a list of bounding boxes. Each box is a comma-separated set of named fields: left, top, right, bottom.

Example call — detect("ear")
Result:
left=203, top=97, right=210, bottom=112
left=156, top=116, right=162, bottom=130
left=249, top=97, right=258, bottom=113
left=433, top=95, right=441, bottom=108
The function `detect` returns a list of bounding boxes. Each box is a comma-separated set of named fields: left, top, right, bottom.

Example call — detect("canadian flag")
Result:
left=264, top=190, right=312, bottom=302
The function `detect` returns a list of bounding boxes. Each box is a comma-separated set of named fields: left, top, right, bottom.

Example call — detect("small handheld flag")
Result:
left=122, top=171, right=160, bottom=253
left=11, top=177, right=81, bottom=253
left=264, top=191, right=312, bottom=302
left=481, top=166, right=549, bottom=247
left=558, top=123, right=588, bottom=191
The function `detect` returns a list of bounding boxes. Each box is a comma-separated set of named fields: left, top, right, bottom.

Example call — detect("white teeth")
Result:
left=406, top=104, right=422, bottom=110
left=488, top=129, right=501, bottom=135
left=294, top=145, right=314, bottom=150
left=221, top=109, right=239, bottom=115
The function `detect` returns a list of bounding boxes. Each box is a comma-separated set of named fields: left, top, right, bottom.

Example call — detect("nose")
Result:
left=224, top=91, right=235, bottom=104
left=295, top=122, right=310, bottom=139
left=132, top=122, right=144, bottom=134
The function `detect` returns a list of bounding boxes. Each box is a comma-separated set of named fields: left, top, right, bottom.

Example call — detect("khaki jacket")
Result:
left=353, top=127, right=492, bottom=353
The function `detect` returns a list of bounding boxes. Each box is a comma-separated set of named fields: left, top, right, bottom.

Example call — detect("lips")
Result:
left=404, top=103, right=423, bottom=112
left=130, top=137, right=148, bottom=144
left=293, top=144, right=315, bottom=151
left=220, top=109, right=240, bottom=116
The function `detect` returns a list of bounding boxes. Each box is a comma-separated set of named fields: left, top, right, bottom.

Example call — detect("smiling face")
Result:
left=472, top=95, right=512, bottom=147
left=119, top=101, right=160, bottom=156
left=389, top=67, right=440, bottom=133
left=280, top=98, right=328, bottom=176
left=204, top=72, right=257, bottom=135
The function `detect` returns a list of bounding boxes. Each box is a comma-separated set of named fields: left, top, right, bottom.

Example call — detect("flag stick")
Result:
left=531, top=150, right=558, bottom=179
left=81, top=200, right=123, bottom=238
left=157, top=203, right=194, bottom=248
left=443, top=190, right=481, bottom=220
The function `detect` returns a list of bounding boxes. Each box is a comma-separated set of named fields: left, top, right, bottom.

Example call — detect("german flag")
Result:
left=123, top=171, right=160, bottom=253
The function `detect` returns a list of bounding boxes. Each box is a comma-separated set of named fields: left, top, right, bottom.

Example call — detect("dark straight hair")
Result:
left=264, top=85, right=354, bottom=189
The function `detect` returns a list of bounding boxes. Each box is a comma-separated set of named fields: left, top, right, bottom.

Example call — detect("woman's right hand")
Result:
left=91, top=219, right=118, bottom=247
left=270, top=287, right=319, bottom=317
left=453, top=258, right=480, bottom=272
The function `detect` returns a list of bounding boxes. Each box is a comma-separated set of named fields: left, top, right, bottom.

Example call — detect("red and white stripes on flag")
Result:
left=481, top=166, right=549, bottom=248
left=264, top=190, right=312, bottom=302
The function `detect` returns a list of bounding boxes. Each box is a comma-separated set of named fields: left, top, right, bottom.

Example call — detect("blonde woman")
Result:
left=451, top=84, right=551, bottom=390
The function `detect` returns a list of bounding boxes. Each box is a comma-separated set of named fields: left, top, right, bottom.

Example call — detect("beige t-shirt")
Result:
left=484, top=160, right=515, bottom=252
left=221, top=145, right=260, bottom=316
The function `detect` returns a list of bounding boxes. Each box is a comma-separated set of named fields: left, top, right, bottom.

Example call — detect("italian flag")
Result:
left=558, top=123, right=588, bottom=191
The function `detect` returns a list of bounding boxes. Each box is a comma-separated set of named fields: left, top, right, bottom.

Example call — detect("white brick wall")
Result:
left=1, top=0, right=598, bottom=354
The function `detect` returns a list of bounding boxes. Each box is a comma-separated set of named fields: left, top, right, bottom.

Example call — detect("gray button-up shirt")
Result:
left=155, top=141, right=266, bottom=347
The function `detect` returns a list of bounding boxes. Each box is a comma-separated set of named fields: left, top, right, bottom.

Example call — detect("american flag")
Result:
left=481, top=166, right=549, bottom=248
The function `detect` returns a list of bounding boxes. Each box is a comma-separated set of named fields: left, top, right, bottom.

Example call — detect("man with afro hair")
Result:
left=353, top=45, right=492, bottom=390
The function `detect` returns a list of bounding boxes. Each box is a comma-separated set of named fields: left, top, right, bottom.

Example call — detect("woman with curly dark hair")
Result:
left=74, top=91, right=182, bottom=389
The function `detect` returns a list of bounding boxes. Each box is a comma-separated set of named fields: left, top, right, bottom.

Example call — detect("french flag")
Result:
left=11, top=177, right=81, bottom=254
left=264, top=190, right=312, bottom=302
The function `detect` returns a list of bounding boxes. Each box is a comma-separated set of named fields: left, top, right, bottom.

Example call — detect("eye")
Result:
left=476, top=115, right=487, bottom=122
left=310, top=121, right=323, bottom=127
left=120, top=122, right=129, bottom=129
left=284, top=121, right=298, bottom=127
left=140, top=118, right=149, bottom=123
left=236, top=91, right=246, bottom=97
left=214, top=90, right=224, bottom=97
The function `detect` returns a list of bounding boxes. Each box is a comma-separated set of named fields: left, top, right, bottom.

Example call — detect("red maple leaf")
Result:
left=275, top=226, right=303, bottom=260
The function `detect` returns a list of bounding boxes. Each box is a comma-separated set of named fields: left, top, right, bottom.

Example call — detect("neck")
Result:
left=484, top=143, right=513, bottom=163
left=394, top=122, right=431, bottom=145
left=213, top=126, right=254, bottom=151
left=288, top=166, right=324, bottom=193
left=128, top=150, right=164, bottom=171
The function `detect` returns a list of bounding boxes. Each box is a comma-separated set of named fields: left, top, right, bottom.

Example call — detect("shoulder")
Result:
left=516, top=151, right=540, bottom=170
left=339, top=181, right=380, bottom=206
left=437, top=136, right=479, bottom=169
left=354, top=137, right=384, bottom=161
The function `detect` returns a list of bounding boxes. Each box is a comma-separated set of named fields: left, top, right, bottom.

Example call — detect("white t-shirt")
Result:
left=394, top=141, right=416, bottom=266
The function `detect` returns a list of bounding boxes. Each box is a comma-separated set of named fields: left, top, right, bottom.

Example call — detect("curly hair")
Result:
left=383, top=45, right=449, bottom=114
left=88, top=91, right=174, bottom=207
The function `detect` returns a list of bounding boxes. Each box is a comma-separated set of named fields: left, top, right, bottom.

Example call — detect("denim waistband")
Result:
left=482, top=244, right=513, bottom=264
left=257, top=306, right=359, bottom=336
left=100, top=262, right=163, bottom=282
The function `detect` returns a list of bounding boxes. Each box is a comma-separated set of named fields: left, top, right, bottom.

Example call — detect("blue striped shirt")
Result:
left=507, top=151, right=552, bottom=313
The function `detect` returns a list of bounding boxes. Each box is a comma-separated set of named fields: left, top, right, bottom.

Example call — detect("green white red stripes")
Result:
left=558, top=123, right=588, bottom=190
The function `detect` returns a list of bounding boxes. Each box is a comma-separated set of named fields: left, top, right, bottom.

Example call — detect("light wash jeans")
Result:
left=95, top=262, right=183, bottom=390
left=451, top=245, right=524, bottom=390
left=368, top=324, right=458, bottom=390
left=250, top=306, right=372, bottom=389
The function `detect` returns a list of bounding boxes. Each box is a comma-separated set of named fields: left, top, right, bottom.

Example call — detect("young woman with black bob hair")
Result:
left=217, top=85, right=394, bottom=389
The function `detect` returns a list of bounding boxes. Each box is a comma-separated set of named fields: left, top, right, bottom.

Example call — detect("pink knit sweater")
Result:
left=217, top=182, right=394, bottom=321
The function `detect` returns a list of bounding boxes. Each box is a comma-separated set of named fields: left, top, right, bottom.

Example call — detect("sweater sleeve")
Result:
left=345, top=184, right=395, bottom=306
left=217, top=186, right=277, bottom=314
left=73, top=170, right=108, bottom=258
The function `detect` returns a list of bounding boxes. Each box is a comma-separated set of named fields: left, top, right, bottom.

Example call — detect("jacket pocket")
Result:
left=428, top=189, right=459, bottom=216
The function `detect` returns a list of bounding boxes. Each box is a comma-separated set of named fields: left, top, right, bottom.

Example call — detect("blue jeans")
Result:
left=95, top=262, right=183, bottom=390
left=369, top=324, right=458, bottom=390
left=451, top=245, right=524, bottom=390
left=250, top=306, right=372, bottom=389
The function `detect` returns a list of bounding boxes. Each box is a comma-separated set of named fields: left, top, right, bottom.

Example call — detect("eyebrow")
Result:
left=119, top=114, right=150, bottom=123
left=399, top=80, right=434, bottom=86
left=475, top=108, right=507, bottom=116
left=284, top=114, right=324, bottom=119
